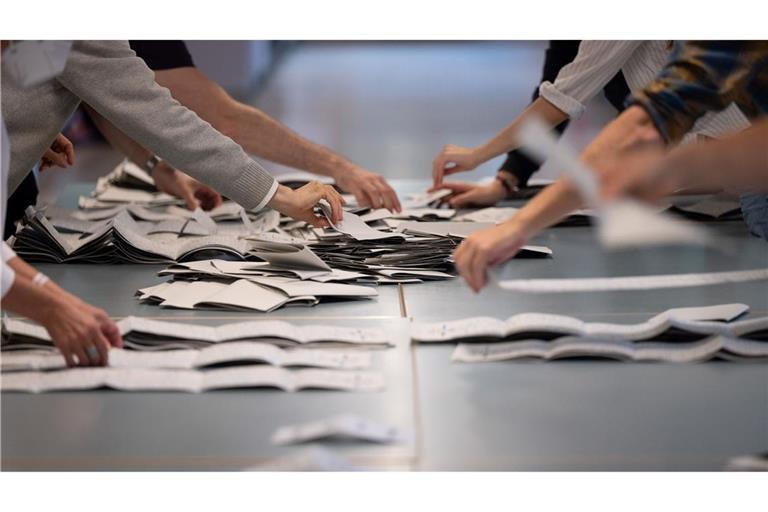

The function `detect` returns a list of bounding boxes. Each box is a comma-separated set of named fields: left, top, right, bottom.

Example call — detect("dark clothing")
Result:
left=4, top=172, right=37, bottom=239
left=498, top=41, right=631, bottom=187
left=128, top=40, right=195, bottom=71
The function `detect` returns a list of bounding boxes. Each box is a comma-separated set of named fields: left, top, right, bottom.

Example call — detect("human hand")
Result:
left=39, top=133, right=75, bottom=171
left=453, top=221, right=529, bottom=293
left=432, top=145, right=480, bottom=188
left=430, top=179, right=508, bottom=208
left=268, top=182, right=346, bottom=227
left=151, top=162, right=223, bottom=210
left=335, top=167, right=401, bottom=212
left=40, top=294, right=123, bottom=367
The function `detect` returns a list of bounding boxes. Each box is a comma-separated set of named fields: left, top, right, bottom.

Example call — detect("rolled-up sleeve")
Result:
left=1, top=243, right=17, bottom=298
left=539, top=41, right=642, bottom=119
left=57, top=41, right=277, bottom=210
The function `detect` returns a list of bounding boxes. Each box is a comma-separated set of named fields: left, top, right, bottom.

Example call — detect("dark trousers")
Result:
left=498, top=40, right=631, bottom=186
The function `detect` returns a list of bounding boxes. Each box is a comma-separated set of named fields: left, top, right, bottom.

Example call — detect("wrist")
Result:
left=266, top=184, right=294, bottom=212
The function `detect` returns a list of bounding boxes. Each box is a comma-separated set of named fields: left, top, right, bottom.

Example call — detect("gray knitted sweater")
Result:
left=1, top=40, right=276, bottom=210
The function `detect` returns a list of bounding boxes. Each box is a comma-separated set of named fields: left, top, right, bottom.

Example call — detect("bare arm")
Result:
left=154, top=67, right=401, bottom=211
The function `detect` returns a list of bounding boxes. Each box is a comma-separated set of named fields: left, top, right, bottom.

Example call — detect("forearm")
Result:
left=155, top=68, right=360, bottom=180
left=0, top=273, right=63, bottom=325
left=505, top=177, right=584, bottom=237
left=83, top=104, right=152, bottom=166
left=474, top=98, right=568, bottom=164
left=661, top=120, right=768, bottom=193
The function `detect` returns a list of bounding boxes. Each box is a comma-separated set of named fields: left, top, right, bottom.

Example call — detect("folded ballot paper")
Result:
left=0, top=367, right=385, bottom=393
left=1, top=316, right=390, bottom=393
left=271, top=414, right=405, bottom=445
left=2, top=316, right=394, bottom=351
left=410, top=304, right=768, bottom=363
left=455, top=206, right=596, bottom=227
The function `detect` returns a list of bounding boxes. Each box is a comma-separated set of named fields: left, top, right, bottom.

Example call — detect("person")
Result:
left=1, top=41, right=122, bottom=367
left=434, top=40, right=630, bottom=208
left=2, top=40, right=346, bottom=230
left=432, top=41, right=749, bottom=209
left=450, top=41, right=765, bottom=292
left=81, top=40, right=401, bottom=213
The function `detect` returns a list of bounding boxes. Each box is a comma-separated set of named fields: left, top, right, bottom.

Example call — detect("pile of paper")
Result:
left=1, top=316, right=392, bottom=393
left=410, top=304, right=768, bottom=363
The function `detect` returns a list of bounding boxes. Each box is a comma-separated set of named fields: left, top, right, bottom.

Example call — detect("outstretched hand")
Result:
left=39, top=133, right=75, bottom=171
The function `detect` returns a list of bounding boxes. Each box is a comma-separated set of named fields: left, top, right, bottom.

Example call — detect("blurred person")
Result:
left=451, top=41, right=767, bottom=292
left=432, top=41, right=748, bottom=208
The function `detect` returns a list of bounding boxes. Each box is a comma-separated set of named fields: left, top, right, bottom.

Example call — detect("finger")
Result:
left=40, top=160, right=51, bottom=171
left=432, top=154, right=446, bottom=187
left=323, top=187, right=344, bottom=223
left=72, top=342, right=91, bottom=367
left=49, top=150, right=69, bottom=168
left=93, top=331, right=110, bottom=366
left=449, top=191, right=475, bottom=208
left=63, top=140, right=75, bottom=165
left=308, top=214, right=330, bottom=228
left=60, top=345, right=76, bottom=368
left=179, top=183, right=200, bottom=210
left=97, top=316, right=123, bottom=348
left=466, top=244, right=487, bottom=293
left=355, top=187, right=376, bottom=209
left=378, top=180, right=401, bottom=212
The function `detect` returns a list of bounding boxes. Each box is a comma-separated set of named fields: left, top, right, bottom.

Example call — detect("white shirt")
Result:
left=539, top=41, right=751, bottom=142
left=1, top=117, right=18, bottom=298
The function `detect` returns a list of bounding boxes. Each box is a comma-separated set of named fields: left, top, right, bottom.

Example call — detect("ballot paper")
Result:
left=0, top=367, right=385, bottom=393
left=498, top=268, right=768, bottom=293
left=402, top=189, right=452, bottom=209
left=450, top=334, right=767, bottom=363
left=249, top=240, right=331, bottom=271
left=319, top=203, right=405, bottom=241
left=397, top=221, right=496, bottom=238
left=725, top=453, right=768, bottom=471
left=455, top=206, right=596, bottom=227
left=271, top=414, right=404, bottom=445
left=1, top=343, right=371, bottom=372
left=516, top=117, right=711, bottom=249
left=392, top=208, right=456, bottom=220
left=410, top=303, right=751, bottom=343
left=3, top=316, right=394, bottom=351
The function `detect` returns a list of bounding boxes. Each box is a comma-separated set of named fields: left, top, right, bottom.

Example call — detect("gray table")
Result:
left=3, top=180, right=767, bottom=470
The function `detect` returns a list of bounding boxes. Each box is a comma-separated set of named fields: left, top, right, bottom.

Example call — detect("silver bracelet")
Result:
left=32, top=272, right=50, bottom=287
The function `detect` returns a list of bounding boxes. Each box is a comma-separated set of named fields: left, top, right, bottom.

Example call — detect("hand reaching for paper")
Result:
left=432, top=144, right=480, bottom=188
left=40, top=294, right=123, bottom=367
left=431, top=180, right=508, bottom=208
left=268, top=181, right=346, bottom=228
left=151, top=162, right=223, bottom=210
left=453, top=222, right=528, bottom=293
left=335, top=167, right=402, bottom=212
left=39, top=133, right=75, bottom=171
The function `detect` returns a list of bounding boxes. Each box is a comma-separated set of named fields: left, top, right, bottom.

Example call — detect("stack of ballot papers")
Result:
left=1, top=316, right=393, bottom=393
left=410, top=304, right=768, bottom=363
left=455, top=206, right=596, bottom=227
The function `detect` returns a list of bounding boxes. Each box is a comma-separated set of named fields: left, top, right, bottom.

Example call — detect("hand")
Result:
left=40, top=294, right=123, bottom=367
left=453, top=222, right=528, bottom=293
left=268, top=182, right=346, bottom=227
left=39, top=133, right=75, bottom=171
left=430, top=179, right=508, bottom=208
left=432, top=145, right=480, bottom=188
left=335, top=167, right=402, bottom=212
left=151, top=162, right=223, bottom=210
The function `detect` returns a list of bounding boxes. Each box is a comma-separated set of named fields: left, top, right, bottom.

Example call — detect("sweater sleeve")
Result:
left=539, top=41, right=642, bottom=119
left=56, top=41, right=276, bottom=210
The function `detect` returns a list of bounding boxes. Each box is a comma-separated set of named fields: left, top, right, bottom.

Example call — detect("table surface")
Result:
left=3, top=180, right=767, bottom=470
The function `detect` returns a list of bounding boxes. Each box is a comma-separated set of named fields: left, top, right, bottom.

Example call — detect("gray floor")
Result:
left=6, top=43, right=768, bottom=471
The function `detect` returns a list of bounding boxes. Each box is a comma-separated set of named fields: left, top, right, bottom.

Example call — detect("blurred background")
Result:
left=48, top=41, right=618, bottom=202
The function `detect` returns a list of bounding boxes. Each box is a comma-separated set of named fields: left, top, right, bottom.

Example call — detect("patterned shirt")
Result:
left=631, top=41, right=768, bottom=143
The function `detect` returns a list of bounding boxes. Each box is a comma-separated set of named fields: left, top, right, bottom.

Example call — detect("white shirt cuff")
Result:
left=539, top=81, right=587, bottom=119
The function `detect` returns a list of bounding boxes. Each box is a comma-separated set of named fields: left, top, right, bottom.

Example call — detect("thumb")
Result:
left=179, top=182, right=200, bottom=210
left=449, top=191, right=475, bottom=208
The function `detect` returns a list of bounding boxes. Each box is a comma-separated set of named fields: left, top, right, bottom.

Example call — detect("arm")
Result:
left=83, top=104, right=222, bottom=210
left=1, top=245, right=122, bottom=366
left=602, top=118, right=768, bottom=201
left=630, top=41, right=768, bottom=143
left=452, top=105, right=663, bottom=292
left=432, top=41, right=642, bottom=187
left=153, top=67, right=401, bottom=212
